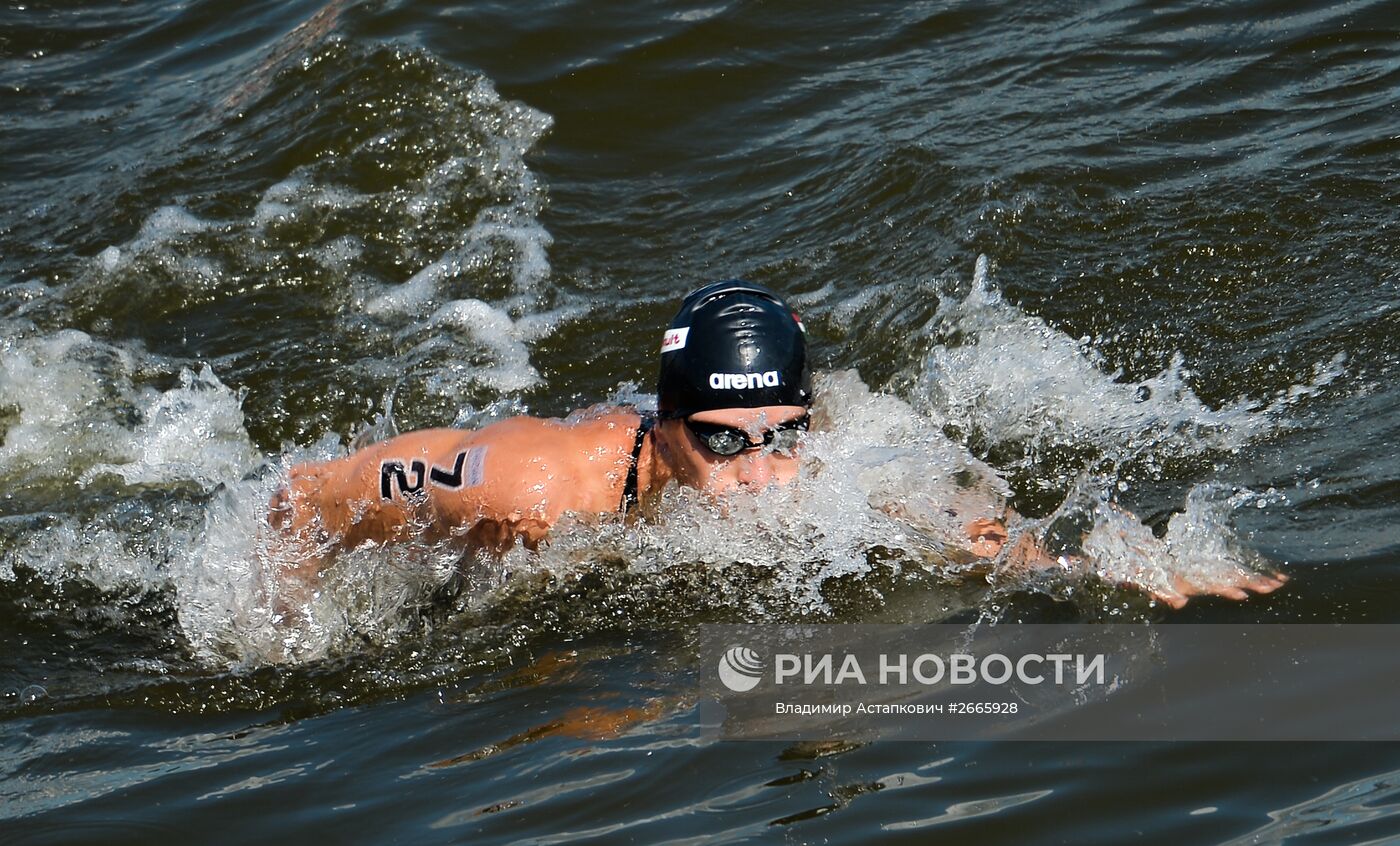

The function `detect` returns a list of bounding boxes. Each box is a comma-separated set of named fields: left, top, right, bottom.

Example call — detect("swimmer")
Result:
left=268, top=280, right=1286, bottom=607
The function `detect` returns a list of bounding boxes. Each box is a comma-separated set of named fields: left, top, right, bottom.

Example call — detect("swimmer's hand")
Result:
left=966, top=516, right=1289, bottom=609
left=1132, top=567, right=1288, bottom=610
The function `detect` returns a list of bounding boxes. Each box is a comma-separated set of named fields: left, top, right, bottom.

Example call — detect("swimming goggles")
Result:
left=684, top=415, right=810, bottom=457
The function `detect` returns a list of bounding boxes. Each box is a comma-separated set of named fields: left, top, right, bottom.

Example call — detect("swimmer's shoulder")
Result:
left=475, top=407, right=645, bottom=450
left=467, top=408, right=646, bottom=514
left=353, top=408, right=642, bottom=464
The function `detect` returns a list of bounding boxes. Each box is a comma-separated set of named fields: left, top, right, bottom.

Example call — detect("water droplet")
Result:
left=19, top=685, right=47, bottom=704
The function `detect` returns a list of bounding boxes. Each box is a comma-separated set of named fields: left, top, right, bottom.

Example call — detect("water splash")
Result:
left=77, top=364, right=259, bottom=490
left=2, top=285, right=1299, bottom=673
left=1009, top=477, right=1280, bottom=605
left=0, top=329, right=257, bottom=493
left=0, top=323, right=258, bottom=603
left=158, top=369, right=1003, bottom=665
left=80, top=44, right=570, bottom=406
left=920, top=256, right=1277, bottom=475
left=171, top=444, right=467, bottom=666
left=158, top=360, right=1288, bottom=667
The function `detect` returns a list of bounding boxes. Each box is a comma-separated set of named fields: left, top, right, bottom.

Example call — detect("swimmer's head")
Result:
left=657, top=280, right=813, bottom=418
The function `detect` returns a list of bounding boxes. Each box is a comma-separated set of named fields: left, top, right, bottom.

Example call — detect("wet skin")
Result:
left=267, top=404, right=811, bottom=574
left=269, top=403, right=1286, bottom=607
left=650, top=405, right=808, bottom=495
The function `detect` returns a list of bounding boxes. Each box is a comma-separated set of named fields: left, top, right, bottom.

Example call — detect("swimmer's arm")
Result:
left=266, top=428, right=564, bottom=568
left=266, top=432, right=466, bottom=575
left=963, top=510, right=1288, bottom=609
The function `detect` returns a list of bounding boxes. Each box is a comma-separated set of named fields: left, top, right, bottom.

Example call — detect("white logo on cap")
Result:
left=709, top=371, right=781, bottom=390
left=661, top=327, right=689, bottom=353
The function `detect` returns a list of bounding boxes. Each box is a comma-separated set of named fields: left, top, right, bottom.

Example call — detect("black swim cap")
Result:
left=657, top=280, right=812, bottom=418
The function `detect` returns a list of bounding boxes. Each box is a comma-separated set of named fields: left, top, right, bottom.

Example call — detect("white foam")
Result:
left=79, top=364, right=260, bottom=490
left=416, top=299, right=542, bottom=393
left=0, top=325, right=265, bottom=597
left=97, top=246, right=122, bottom=272
left=0, top=329, right=138, bottom=477
left=4, top=518, right=171, bottom=594
left=91, top=206, right=216, bottom=275
left=386, top=299, right=589, bottom=398
left=362, top=77, right=553, bottom=319
left=363, top=182, right=554, bottom=318
left=905, top=257, right=1318, bottom=602
left=0, top=329, right=256, bottom=491
left=136, top=205, right=212, bottom=244
left=252, top=177, right=367, bottom=229
left=449, top=395, right=534, bottom=430
left=173, top=459, right=316, bottom=665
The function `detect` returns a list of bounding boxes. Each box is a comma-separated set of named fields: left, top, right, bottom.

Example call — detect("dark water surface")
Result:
left=4, top=0, right=1400, bottom=842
